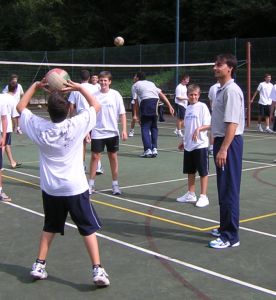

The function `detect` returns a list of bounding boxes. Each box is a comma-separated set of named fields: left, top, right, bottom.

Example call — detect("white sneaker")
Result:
left=176, top=191, right=197, bottom=203
left=112, top=184, right=122, bottom=195
left=195, top=194, right=209, bottom=207
left=177, top=130, right=183, bottom=137
left=96, top=167, right=104, bottom=175
left=265, top=128, right=274, bottom=133
left=152, top=148, right=158, bottom=157
left=128, top=129, right=134, bottom=137
left=174, top=128, right=178, bottom=135
left=140, top=149, right=152, bottom=158
left=257, top=124, right=263, bottom=132
left=30, top=262, right=48, bottom=280
left=89, top=184, right=95, bottom=195
left=92, top=266, right=110, bottom=287
left=209, top=238, right=240, bottom=249
left=211, top=228, right=221, bottom=237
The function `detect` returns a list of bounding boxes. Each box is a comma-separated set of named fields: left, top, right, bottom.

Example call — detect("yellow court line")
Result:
left=3, top=174, right=276, bottom=232
left=3, top=175, right=40, bottom=187
left=92, top=199, right=204, bottom=231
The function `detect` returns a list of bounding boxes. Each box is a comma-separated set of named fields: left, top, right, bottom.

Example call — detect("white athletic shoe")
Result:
left=195, top=194, right=209, bottom=207
left=176, top=191, right=197, bottom=203
left=140, top=149, right=152, bottom=158
left=128, top=129, right=134, bottom=137
left=211, top=228, right=221, bottom=237
left=152, top=148, right=158, bottom=157
left=257, top=124, right=263, bottom=132
left=92, top=266, right=110, bottom=287
left=265, top=128, right=274, bottom=133
left=209, top=238, right=240, bottom=249
left=112, top=184, right=122, bottom=195
left=30, top=262, right=48, bottom=280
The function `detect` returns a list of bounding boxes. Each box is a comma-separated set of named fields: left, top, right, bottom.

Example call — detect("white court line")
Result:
left=4, top=163, right=276, bottom=239
left=2, top=201, right=276, bottom=297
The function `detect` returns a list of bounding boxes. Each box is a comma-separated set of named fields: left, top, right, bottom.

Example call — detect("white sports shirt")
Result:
left=91, top=89, right=126, bottom=139
left=184, top=101, right=211, bottom=151
left=0, top=93, right=19, bottom=133
left=19, top=107, right=96, bottom=196
left=68, top=82, right=100, bottom=113
left=257, top=81, right=273, bottom=105
left=2, top=83, right=24, bottom=103
left=174, top=83, right=188, bottom=108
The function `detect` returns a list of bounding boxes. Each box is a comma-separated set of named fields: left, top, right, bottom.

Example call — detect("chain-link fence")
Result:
left=0, top=36, right=275, bottom=116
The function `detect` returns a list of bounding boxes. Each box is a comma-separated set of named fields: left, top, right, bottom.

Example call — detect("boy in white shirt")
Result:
left=176, top=84, right=211, bottom=208
left=251, top=74, right=273, bottom=133
left=88, top=71, right=127, bottom=195
left=17, top=79, right=110, bottom=287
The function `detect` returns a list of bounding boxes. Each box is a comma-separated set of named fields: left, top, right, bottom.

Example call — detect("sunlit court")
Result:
left=1, top=109, right=275, bottom=299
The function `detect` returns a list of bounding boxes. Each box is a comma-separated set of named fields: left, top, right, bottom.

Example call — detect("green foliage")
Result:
left=0, top=0, right=275, bottom=51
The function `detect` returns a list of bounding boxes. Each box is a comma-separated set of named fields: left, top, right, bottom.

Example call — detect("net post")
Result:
left=246, top=41, right=251, bottom=128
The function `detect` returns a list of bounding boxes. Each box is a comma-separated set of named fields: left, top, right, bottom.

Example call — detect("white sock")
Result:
left=89, top=179, right=95, bottom=186
left=112, top=180, right=118, bottom=186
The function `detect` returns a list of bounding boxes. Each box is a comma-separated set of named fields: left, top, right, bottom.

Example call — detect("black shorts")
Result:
left=175, top=103, right=186, bottom=120
left=183, top=148, right=209, bottom=177
left=42, top=190, right=101, bottom=236
left=258, top=104, right=271, bottom=117
left=91, top=136, right=119, bottom=153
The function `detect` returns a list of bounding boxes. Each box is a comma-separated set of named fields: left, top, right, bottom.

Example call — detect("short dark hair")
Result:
left=47, top=92, right=69, bottom=123
left=180, top=74, right=189, bottom=81
left=216, top=53, right=237, bottom=77
left=80, top=69, right=90, bottom=81
left=135, top=71, right=146, bottom=80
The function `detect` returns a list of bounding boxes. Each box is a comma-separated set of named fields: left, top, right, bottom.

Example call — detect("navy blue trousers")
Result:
left=140, top=115, right=158, bottom=151
left=214, top=135, right=243, bottom=244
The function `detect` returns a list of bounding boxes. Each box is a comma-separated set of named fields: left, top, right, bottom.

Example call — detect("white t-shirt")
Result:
left=257, top=81, right=273, bottom=105
left=91, top=89, right=126, bottom=139
left=184, top=102, right=211, bottom=151
left=269, top=84, right=276, bottom=102
left=68, top=82, right=100, bottom=113
left=174, top=83, right=188, bottom=108
left=2, top=83, right=24, bottom=103
left=0, top=100, right=8, bottom=134
left=132, top=80, right=160, bottom=104
left=0, top=93, right=19, bottom=133
left=19, top=107, right=96, bottom=196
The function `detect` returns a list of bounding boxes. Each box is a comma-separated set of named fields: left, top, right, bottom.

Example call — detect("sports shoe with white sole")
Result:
left=265, top=128, right=274, bottom=133
left=128, top=129, right=134, bottom=137
left=0, top=192, right=11, bottom=202
left=93, top=266, right=110, bottom=287
left=176, top=191, right=197, bottom=203
left=195, top=194, right=209, bottom=207
left=211, top=228, right=221, bottom=237
left=112, top=184, right=122, bottom=195
left=96, top=167, right=104, bottom=175
left=140, top=149, right=152, bottom=158
left=257, top=124, right=263, bottom=132
left=209, top=238, right=240, bottom=249
left=152, top=148, right=158, bottom=157
left=30, top=262, right=48, bottom=280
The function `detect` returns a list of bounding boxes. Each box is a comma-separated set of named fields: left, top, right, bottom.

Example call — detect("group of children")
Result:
left=1, top=56, right=244, bottom=286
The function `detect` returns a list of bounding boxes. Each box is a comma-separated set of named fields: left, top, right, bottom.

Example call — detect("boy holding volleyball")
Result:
left=176, top=84, right=211, bottom=208
left=16, top=79, right=110, bottom=287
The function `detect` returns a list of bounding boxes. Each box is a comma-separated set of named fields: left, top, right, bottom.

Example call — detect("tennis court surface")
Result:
left=0, top=108, right=276, bottom=300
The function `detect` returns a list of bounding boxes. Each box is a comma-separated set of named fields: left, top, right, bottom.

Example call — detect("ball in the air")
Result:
left=45, top=68, right=70, bottom=91
left=114, top=36, right=124, bottom=47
